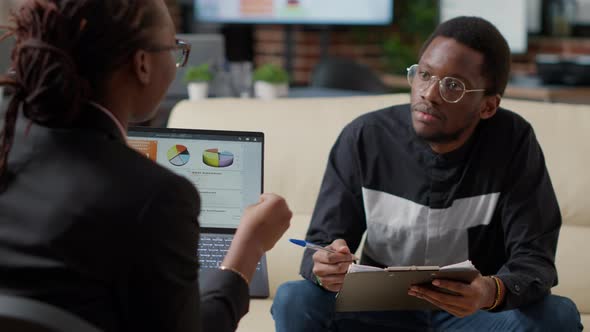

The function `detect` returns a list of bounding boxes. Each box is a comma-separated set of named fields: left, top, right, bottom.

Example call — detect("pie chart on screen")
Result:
left=167, top=145, right=190, bottom=166
left=203, top=148, right=234, bottom=168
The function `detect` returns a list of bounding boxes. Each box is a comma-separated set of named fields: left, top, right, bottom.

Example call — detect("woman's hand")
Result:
left=221, top=193, right=292, bottom=283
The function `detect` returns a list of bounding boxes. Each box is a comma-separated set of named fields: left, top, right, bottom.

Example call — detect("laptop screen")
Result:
left=127, top=128, right=264, bottom=229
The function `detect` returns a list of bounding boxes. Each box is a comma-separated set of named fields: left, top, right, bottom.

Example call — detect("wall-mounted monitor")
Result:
left=195, top=0, right=394, bottom=26
left=576, top=0, right=590, bottom=25
left=439, top=0, right=528, bottom=54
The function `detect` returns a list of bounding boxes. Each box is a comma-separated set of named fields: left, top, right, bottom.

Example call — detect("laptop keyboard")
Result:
left=198, top=234, right=261, bottom=271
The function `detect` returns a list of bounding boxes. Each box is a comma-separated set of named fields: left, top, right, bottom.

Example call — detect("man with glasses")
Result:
left=272, top=16, right=583, bottom=331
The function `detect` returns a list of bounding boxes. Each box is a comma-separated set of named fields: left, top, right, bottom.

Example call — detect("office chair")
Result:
left=310, top=57, right=391, bottom=94
left=0, top=294, right=102, bottom=332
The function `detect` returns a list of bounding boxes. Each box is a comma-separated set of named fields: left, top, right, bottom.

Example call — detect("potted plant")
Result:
left=253, top=64, right=289, bottom=99
left=184, top=64, right=213, bottom=100
left=382, top=0, right=436, bottom=76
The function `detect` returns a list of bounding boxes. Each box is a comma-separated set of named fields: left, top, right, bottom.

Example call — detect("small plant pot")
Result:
left=254, top=81, right=288, bottom=100
left=188, top=82, right=209, bottom=100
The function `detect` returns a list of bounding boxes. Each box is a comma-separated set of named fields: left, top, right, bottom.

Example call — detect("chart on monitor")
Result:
left=195, top=0, right=393, bottom=25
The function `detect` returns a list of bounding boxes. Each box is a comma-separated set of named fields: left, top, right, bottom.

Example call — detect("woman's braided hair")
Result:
left=0, top=0, right=161, bottom=189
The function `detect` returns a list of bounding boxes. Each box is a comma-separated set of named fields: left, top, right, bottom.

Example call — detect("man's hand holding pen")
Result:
left=311, top=239, right=355, bottom=292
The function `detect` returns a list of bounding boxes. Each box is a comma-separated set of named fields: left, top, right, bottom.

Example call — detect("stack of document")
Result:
left=347, top=260, right=476, bottom=273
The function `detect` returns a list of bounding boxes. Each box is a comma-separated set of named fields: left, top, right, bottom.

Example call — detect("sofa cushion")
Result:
left=237, top=299, right=274, bottom=332
left=553, top=224, right=590, bottom=313
left=266, top=214, right=310, bottom=297
left=169, top=95, right=590, bottom=227
left=169, top=95, right=401, bottom=215
left=501, top=99, right=590, bottom=227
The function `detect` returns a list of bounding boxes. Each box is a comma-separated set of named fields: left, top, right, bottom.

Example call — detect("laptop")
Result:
left=127, top=127, right=270, bottom=298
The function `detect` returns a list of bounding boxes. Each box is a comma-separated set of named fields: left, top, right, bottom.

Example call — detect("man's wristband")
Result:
left=314, top=273, right=324, bottom=287
left=483, top=275, right=502, bottom=311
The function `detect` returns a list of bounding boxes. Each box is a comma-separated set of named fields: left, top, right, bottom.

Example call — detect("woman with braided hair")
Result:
left=0, top=1, right=292, bottom=331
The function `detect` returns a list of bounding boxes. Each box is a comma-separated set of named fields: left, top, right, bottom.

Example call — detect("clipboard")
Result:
left=335, top=264, right=480, bottom=312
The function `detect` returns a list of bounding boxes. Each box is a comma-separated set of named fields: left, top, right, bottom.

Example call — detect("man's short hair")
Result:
left=419, top=16, right=511, bottom=97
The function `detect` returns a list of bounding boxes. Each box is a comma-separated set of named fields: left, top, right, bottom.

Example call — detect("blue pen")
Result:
left=289, top=238, right=360, bottom=261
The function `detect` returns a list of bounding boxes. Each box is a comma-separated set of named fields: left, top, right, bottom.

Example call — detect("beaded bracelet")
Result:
left=484, top=275, right=502, bottom=311
left=219, top=265, right=249, bottom=285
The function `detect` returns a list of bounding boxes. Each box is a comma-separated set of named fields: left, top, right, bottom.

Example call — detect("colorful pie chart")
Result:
left=167, top=145, right=190, bottom=166
left=203, top=148, right=234, bottom=168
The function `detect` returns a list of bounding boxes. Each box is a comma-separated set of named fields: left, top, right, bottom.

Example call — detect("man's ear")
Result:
left=132, top=50, right=152, bottom=86
left=479, top=94, right=500, bottom=120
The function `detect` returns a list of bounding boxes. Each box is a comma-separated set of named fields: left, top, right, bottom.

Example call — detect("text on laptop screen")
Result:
left=127, top=129, right=263, bottom=229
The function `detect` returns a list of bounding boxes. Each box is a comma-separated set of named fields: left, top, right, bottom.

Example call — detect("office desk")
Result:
left=505, top=76, right=590, bottom=104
